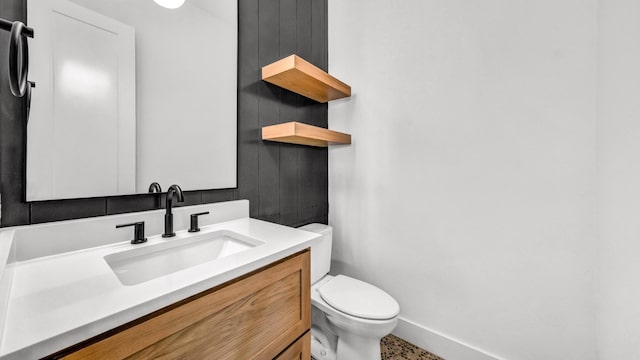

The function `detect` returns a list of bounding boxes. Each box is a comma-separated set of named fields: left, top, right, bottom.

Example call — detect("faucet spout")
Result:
left=148, top=182, right=162, bottom=193
left=162, top=184, right=184, bottom=237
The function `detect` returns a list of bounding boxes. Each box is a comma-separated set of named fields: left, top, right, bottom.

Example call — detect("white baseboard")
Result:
left=392, top=317, right=505, bottom=360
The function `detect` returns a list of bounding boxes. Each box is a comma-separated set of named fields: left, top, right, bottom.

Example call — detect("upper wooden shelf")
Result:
left=262, top=122, right=351, bottom=147
left=262, top=55, right=351, bottom=103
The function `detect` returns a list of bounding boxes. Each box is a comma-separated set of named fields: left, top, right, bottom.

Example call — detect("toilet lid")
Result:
left=318, top=275, right=400, bottom=320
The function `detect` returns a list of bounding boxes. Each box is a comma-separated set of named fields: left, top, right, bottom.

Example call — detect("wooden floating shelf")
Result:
left=262, top=122, right=351, bottom=147
left=262, top=55, right=351, bottom=103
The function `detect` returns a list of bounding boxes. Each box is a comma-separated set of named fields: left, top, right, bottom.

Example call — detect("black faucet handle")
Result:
left=188, top=212, right=210, bottom=233
left=116, top=221, right=147, bottom=244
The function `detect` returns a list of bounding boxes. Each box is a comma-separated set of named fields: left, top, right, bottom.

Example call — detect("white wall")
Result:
left=328, top=1, right=598, bottom=359
left=596, top=0, right=640, bottom=358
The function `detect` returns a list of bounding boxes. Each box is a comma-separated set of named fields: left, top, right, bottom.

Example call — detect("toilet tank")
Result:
left=298, top=223, right=332, bottom=284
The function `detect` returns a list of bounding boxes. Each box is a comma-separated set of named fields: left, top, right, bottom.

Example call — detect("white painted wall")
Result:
left=596, top=0, right=640, bottom=358
left=328, top=1, right=598, bottom=359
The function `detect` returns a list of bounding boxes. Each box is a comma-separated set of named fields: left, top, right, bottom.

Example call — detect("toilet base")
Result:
left=311, top=325, right=337, bottom=360
left=310, top=326, right=383, bottom=360
left=335, top=331, right=382, bottom=360
left=311, top=306, right=396, bottom=360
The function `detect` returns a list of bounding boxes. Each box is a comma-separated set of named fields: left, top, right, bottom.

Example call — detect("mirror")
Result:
left=26, top=0, right=237, bottom=201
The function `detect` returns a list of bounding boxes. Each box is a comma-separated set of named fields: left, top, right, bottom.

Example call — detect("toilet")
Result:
left=299, top=224, right=400, bottom=360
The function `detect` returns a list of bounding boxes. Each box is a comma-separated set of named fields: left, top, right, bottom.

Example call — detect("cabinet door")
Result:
left=275, top=332, right=311, bottom=360
left=59, top=250, right=310, bottom=360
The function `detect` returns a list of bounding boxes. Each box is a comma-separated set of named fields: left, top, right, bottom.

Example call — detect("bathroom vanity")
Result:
left=58, top=251, right=310, bottom=359
left=0, top=200, right=317, bottom=359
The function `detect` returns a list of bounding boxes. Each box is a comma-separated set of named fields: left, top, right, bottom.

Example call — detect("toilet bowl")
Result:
left=299, top=224, right=400, bottom=360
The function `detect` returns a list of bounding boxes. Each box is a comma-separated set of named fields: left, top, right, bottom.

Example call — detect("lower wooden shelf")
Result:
left=262, top=122, right=351, bottom=147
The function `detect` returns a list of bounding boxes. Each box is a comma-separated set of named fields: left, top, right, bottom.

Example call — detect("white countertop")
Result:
left=0, top=212, right=318, bottom=359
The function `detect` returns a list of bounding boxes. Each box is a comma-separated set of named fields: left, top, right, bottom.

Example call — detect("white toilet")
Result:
left=299, top=224, right=400, bottom=360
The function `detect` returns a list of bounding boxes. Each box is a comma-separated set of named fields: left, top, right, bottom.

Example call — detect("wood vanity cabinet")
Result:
left=50, top=250, right=310, bottom=360
left=274, top=332, right=310, bottom=360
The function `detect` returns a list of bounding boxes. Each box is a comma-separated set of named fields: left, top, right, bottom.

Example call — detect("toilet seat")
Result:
left=318, top=275, right=400, bottom=320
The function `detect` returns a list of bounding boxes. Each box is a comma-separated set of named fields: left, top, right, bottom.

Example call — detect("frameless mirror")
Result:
left=26, top=0, right=237, bottom=201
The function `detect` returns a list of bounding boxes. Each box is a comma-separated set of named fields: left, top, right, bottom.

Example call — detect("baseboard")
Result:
left=392, top=317, right=505, bottom=360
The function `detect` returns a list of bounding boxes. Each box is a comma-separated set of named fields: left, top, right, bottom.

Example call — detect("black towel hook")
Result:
left=8, top=21, right=29, bottom=97
left=1, top=18, right=34, bottom=98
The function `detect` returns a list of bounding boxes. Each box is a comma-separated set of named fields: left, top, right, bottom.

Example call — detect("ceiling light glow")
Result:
left=153, top=0, right=185, bottom=9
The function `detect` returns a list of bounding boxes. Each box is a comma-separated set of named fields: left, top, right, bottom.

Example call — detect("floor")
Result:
left=381, top=335, right=445, bottom=360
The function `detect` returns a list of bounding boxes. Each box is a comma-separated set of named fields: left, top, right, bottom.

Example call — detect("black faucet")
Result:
left=148, top=182, right=163, bottom=208
left=162, top=184, right=184, bottom=238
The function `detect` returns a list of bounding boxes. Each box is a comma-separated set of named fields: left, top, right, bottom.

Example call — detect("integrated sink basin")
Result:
left=104, top=230, right=264, bottom=286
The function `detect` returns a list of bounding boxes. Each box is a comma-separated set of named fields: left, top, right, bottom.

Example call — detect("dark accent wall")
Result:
left=0, top=0, right=328, bottom=228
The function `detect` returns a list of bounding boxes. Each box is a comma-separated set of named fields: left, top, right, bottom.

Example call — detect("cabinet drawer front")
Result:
left=275, top=331, right=311, bottom=360
left=62, top=250, right=310, bottom=360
